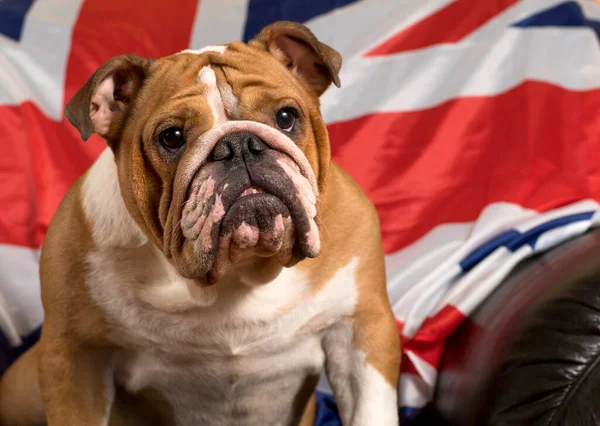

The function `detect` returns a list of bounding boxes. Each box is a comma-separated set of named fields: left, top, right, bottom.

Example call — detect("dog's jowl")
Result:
left=0, top=21, right=401, bottom=426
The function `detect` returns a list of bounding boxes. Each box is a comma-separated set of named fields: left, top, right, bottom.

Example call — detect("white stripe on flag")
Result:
left=0, top=0, right=85, bottom=119
left=188, top=0, right=249, bottom=49
left=464, top=0, right=568, bottom=42
left=320, top=28, right=600, bottom=124
left=0, top=244, right=43, bottom=345
left=305, top=0, right=453, bottom=62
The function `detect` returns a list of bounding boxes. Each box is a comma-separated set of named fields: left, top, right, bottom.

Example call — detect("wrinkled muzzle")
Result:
left=165, top=121, right=320, bottom=284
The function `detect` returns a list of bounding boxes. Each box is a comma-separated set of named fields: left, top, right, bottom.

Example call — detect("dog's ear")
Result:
left=65, top=54, right=152, bottom=143
left=250, top=21, right=341, bottom=96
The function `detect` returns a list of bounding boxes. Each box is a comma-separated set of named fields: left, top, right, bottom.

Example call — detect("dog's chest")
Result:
left=86, top=247, right=359, bottom=426
left=114, top=330, right=325, bottom=426
left=115, top=333, right=324, bottom=426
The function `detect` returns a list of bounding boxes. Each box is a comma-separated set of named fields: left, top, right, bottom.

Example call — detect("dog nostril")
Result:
left=248, top=137, right=267, bottom=155
left=210, top=141, right=233, bottom=161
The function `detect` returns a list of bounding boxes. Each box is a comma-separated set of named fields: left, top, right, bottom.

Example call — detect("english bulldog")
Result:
left=0, top=21, right=401, bottom=426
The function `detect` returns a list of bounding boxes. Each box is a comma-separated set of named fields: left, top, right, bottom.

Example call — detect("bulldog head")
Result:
left=65, top=22, right=341, bottom=284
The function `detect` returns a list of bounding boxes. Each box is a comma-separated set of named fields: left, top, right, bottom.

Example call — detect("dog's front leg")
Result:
left=323, top=303, right=401, bottom=426
left=39, top=340, right=115, bottom=426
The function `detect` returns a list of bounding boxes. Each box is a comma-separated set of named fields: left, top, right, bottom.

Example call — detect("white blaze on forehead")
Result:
left=178, top=45, right=228, bottom=55
left=198, top=65, right=227, bottom=125
left=218, top=83, right=240, bottom=119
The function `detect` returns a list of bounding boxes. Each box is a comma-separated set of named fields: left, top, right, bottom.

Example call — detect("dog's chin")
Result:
left=206, top=192, right=297, bottom=280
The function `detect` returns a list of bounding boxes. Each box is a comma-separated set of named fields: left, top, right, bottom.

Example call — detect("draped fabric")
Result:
left=1, top=0, right=600, bottom=423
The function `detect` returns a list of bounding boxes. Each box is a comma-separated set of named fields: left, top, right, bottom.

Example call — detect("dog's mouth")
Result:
left=240, top=185, right=265, bottom=197
left=178, top=157, right=319, bottom=284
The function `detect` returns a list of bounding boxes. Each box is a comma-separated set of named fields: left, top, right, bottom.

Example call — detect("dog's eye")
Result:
left=275, top=108, right=297, bottom=132
left=159, top=127, right=185, bottom=150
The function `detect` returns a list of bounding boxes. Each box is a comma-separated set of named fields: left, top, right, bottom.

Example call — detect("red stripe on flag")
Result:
left=400, top=351, right=420, bottom=376
left=328, top=81, right=600, bottom=254
left=402, top=305, right=468, bottom=369
left=366, top=0, right=518, bottom=56
left=417, top=305, right=468, bottom=342
left=0, top=103, right=104, bottom=247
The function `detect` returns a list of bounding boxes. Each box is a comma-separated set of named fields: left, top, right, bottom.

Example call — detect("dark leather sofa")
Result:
left=414, top=228, right=600, bottom=426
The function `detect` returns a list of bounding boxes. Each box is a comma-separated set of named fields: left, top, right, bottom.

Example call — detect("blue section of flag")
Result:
left=459, top=230, right=521, bottom=272
left=243, top=0, right=359, bottom=42
left=460, top=211, right=595, bottom=272
left=315, top=392, right=341, bottom=425
left=0, top=325, right=41, bottom=377
left=315, top=391, right=405, bottom=425
left=0, top=0, right=37, bottom=41
left=399, top=406, right=423, bottom=423
left=513, top=1, right=600, bottom=39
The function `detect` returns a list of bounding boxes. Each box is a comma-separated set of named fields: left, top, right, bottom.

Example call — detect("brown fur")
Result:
left=0, top=344, right=45, bottom=426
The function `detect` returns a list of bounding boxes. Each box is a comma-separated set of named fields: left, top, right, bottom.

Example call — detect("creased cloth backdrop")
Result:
left=1, top=0, right=600, bottom=424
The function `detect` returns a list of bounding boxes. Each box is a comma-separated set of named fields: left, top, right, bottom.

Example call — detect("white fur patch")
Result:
left=351, top=355, right=399, bottom=426
left=198, top=65, right=227, bottom=125
left=82, top=148, right=147, bottom=248
left=217, top=82, right=239, bottom=119
left=179, top=45, right=227, bottom=55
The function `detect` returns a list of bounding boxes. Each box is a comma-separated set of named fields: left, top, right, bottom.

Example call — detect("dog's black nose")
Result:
left=209, top=131, right=268, bottom=162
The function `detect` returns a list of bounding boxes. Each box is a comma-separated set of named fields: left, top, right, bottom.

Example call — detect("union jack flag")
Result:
left=1, top=1, right=600, bottom=424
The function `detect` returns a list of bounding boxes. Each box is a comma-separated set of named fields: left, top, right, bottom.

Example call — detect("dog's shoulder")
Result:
left=39, top=157, right=110, bottom=341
